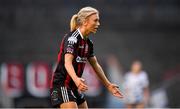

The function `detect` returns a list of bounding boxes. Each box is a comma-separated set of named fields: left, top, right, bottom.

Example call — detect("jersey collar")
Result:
left=77, top=28, right=85, bottom=39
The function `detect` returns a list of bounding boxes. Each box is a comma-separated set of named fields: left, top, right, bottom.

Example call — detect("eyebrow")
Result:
left=95, top=18, right=99, bottom=21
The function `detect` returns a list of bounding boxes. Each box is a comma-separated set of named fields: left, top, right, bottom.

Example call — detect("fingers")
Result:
left=80, top=78, right=85, bottom=82
left=78, top=84, right=88, bottom=92
left=79, top=78, right=88, bottom=88
left=114, top=91, right=123, bottom=98
left=113, top=88, right=123, bottom=98
left=109, top=84, right=123, bottom=98
left=113, top=92, right=123, bottom=98
left=79, top=83, right=88, bottom=90
left=78, top=78, right=88, bottom=92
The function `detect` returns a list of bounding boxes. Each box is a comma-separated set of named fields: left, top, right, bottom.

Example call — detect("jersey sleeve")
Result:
left=64, top=35, right=78, bottom=56
left=142, top=72, right=149, bottom=88
left=88, top=39, right=95, bottom=58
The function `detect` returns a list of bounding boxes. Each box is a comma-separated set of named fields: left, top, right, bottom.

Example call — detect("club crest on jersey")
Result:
left=51, top=90, right=58, bottom=101
left=68, top=36, right=77, bottom=44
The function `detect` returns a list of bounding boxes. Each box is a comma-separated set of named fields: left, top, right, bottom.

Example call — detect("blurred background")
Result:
left=0, top=0, right=180, bottom=108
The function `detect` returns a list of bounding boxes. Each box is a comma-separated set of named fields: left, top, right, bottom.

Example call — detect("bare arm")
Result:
left=88, top=56, right=123, bottom=98
left=143, top=87, right=150, bottom=105
left=88, top=56, right=111, bottom=87
left=64, top=53, right=88, bottom=92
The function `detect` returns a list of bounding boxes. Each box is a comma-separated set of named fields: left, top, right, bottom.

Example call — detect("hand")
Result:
left=75, top=78, right=88, bottom=92
left=107, top=83, right=123, bottom=98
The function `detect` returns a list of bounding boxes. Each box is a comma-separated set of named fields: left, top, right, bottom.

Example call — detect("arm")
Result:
left=88, top=56, right=123, bottom=98
left=88, top=56, right=110, bottom=87
left=143, top=73, right=150, bottom=105
left=64, top=53, right=88, bottom=92
left=143, top=87, right=150, bottom=106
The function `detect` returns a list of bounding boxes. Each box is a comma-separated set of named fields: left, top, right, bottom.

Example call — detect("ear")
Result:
left=82, top=19, right=89, bottom=26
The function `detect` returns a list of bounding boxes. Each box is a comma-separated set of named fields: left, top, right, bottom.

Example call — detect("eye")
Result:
left=94, top=19, right=99, bottom=22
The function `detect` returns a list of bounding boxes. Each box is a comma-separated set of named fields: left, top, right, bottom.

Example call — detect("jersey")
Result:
left=124, top=71, right=149, bottom=104
left=51, top=28, right=94, bottom=90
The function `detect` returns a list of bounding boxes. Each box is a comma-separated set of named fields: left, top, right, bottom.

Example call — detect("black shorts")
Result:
left=50, top=86, right=86, bottom=107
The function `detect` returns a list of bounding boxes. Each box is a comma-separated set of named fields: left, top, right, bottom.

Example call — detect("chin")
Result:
left=92, top=30, right=97, bottom=34
left=92, top=31, right=96, bottom=34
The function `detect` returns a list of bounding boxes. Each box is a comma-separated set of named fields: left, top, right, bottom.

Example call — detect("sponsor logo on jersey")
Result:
left=66, top=47, right=74, bottom=53
left=76, top=56, right=87, bottom=63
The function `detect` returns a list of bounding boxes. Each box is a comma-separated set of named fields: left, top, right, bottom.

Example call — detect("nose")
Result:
left=97, top=21, right=100, bottom=26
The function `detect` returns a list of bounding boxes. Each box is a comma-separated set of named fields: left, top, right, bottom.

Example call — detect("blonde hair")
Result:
left=70, top=6, right=99, bottom=32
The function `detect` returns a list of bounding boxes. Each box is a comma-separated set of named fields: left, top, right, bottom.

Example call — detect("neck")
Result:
left=132, top=70, right=140, bottom=74
left=79, top=27, right=90, bottom=38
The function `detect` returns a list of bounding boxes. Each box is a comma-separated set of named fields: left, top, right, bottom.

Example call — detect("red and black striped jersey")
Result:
left=51, top=28, right=94, bottom=90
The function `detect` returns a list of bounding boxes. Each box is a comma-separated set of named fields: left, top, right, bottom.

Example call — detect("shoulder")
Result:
left=140, top=71, right=148, bottom=76
left=87, top=38, right=94, bottom=45
left=66, top=30, right=81, bottom=44
left=140, top=71, right=148, bottom=79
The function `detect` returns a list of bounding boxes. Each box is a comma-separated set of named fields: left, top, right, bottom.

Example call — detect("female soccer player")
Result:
left=50, top=6, right=123, bottom=108
left=124, top=60, right=150, bottom=109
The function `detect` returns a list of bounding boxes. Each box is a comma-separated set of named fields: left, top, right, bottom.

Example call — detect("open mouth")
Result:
left=94, top=27, right=98, bottom=30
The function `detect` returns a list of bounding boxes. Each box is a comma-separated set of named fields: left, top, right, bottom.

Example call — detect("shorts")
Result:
left=50, top=86, right=86, bottom=107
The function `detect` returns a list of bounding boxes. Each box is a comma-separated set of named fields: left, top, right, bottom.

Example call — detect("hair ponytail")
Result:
left=70, top=14, right=78, bottom=32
